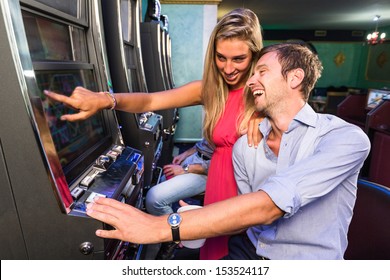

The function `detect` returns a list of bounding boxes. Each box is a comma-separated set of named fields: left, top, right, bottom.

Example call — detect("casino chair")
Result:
left=344, top=179, right=390, bottom=260
left=324, top=91, right=348, bottom=115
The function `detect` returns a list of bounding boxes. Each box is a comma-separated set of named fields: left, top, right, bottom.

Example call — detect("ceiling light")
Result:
left=367, top=15, right=386, bottom=45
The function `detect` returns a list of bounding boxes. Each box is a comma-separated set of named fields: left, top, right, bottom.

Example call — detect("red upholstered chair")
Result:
left=344, top=179, right=390, bottom=259
left=324, top=91, right=348, bottom=115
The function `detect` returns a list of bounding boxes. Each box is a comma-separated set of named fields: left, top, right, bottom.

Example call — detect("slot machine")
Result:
left=0, top=0, right=144, bottom=259
left=159, top=15, right=171, bottom=90
left=157, top=13, right=178, bottom=165
left=141, top=0, right=179, bottom=166
left=161, top=14, right=175, bottom=89
left=100, top=0, right=163, bottom=190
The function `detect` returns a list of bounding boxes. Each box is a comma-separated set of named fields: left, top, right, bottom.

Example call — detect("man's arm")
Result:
left=172, top=146, right=197, bottom=165
left=162, top=163, right=207, bottom=178
left=185, top=164, right=208, bottom=175
left=86, top=191, right=283, bottom=244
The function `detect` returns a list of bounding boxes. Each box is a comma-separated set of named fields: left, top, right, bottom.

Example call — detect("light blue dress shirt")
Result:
left=232, top=104, right=371, bottom=259
left=194, top=138, right=214, bottom=172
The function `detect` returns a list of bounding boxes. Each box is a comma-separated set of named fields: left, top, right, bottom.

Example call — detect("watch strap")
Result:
left=171, top=227, right=180, bottom=244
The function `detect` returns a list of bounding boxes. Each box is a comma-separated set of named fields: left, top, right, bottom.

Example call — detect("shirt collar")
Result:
left=292, top=103, right=317, bottom=128
left=259, top=103, right=317, bottom=136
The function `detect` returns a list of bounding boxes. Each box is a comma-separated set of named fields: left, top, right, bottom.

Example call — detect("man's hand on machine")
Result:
left=86, top=197, right=166, bottom=244
left=86, top=198, right=193, bottom=244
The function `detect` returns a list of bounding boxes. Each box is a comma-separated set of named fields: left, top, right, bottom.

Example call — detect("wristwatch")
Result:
left=183, top=163, right=190, bottom=173
left=167, top=213, right=182, bottom=244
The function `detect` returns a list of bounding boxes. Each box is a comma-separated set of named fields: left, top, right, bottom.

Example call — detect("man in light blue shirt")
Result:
left=232, top=43, right=371, bottom=259
left=146, top=138, right=213, bottom=216
left=85, top=43, right=370, bottom=260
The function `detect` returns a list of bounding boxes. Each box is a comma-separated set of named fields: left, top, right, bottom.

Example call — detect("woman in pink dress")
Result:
left=198, top=9, right=263, bottom=260
left=200, top=88, right=247, bottom=259
left=45, top=8, right=263, bottom=260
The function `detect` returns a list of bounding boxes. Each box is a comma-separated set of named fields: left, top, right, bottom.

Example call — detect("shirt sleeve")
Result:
left=201, top=159, right=211, bottom=174
left=259, top=122, right=371, bottom=218
left=233, top=135, right=253, bottom=195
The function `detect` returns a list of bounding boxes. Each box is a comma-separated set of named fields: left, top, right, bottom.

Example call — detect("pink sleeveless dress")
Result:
left=200, top=88, right=244, bottom=260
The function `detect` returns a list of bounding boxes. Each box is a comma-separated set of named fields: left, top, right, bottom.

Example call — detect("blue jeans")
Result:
left=145, top=173, right=207, bottom=215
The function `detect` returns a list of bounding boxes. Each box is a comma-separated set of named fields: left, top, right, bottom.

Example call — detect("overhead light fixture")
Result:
left=367, top=15, right=386, bottom=45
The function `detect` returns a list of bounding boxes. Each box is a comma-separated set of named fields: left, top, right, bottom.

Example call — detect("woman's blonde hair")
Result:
left=201, top=8, right=263, bottom=145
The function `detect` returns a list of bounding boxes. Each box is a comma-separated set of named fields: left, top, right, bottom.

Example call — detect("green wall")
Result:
left=162, top=4, right=206, bottom=142
left=266, top=26, right=390, bottom=90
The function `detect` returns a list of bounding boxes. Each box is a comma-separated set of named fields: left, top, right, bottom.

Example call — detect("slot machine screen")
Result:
left=366, top=89, right=390, bottom=109
left=121, top=0, right=143, bottom=92
left=121, top=0, right=133, bottom=42
left=35, top=70, right=107, bottom=171
left=33, top=0, right=79, bottom=17
left=22, top=10, right=112, bottom=184
left=22, top=10, right=88, bottom=62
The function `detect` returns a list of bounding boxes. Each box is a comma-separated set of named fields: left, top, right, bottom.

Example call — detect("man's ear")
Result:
left=289, top=68, right=304, bottom=89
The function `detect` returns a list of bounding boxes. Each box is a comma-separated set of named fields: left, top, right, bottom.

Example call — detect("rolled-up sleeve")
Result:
left=259, top=121, right=370, bottom=218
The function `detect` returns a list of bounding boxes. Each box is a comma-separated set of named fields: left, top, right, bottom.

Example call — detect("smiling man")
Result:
left=232, top=43, right=370, bottom=259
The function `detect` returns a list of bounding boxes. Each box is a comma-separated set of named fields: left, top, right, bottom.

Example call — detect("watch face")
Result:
left=168, top=213, right=182, bottom=227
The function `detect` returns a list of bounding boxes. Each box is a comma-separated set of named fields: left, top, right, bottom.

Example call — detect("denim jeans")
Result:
left=145, top=172, right=207, bottom=215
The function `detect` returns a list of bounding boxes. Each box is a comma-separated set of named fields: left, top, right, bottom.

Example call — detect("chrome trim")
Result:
left=91, top=0, right=124, bottom=145
left=0, top=0, right=72, bottom=213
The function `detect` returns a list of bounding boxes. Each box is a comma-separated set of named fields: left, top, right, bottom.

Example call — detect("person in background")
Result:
left=147, top=139, right=213, bottom=216
left=146, top=139, right=213, bottom=259
left=45, top=8, right=263, bottom=259
left=84, top=43, right=370, bottom=260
